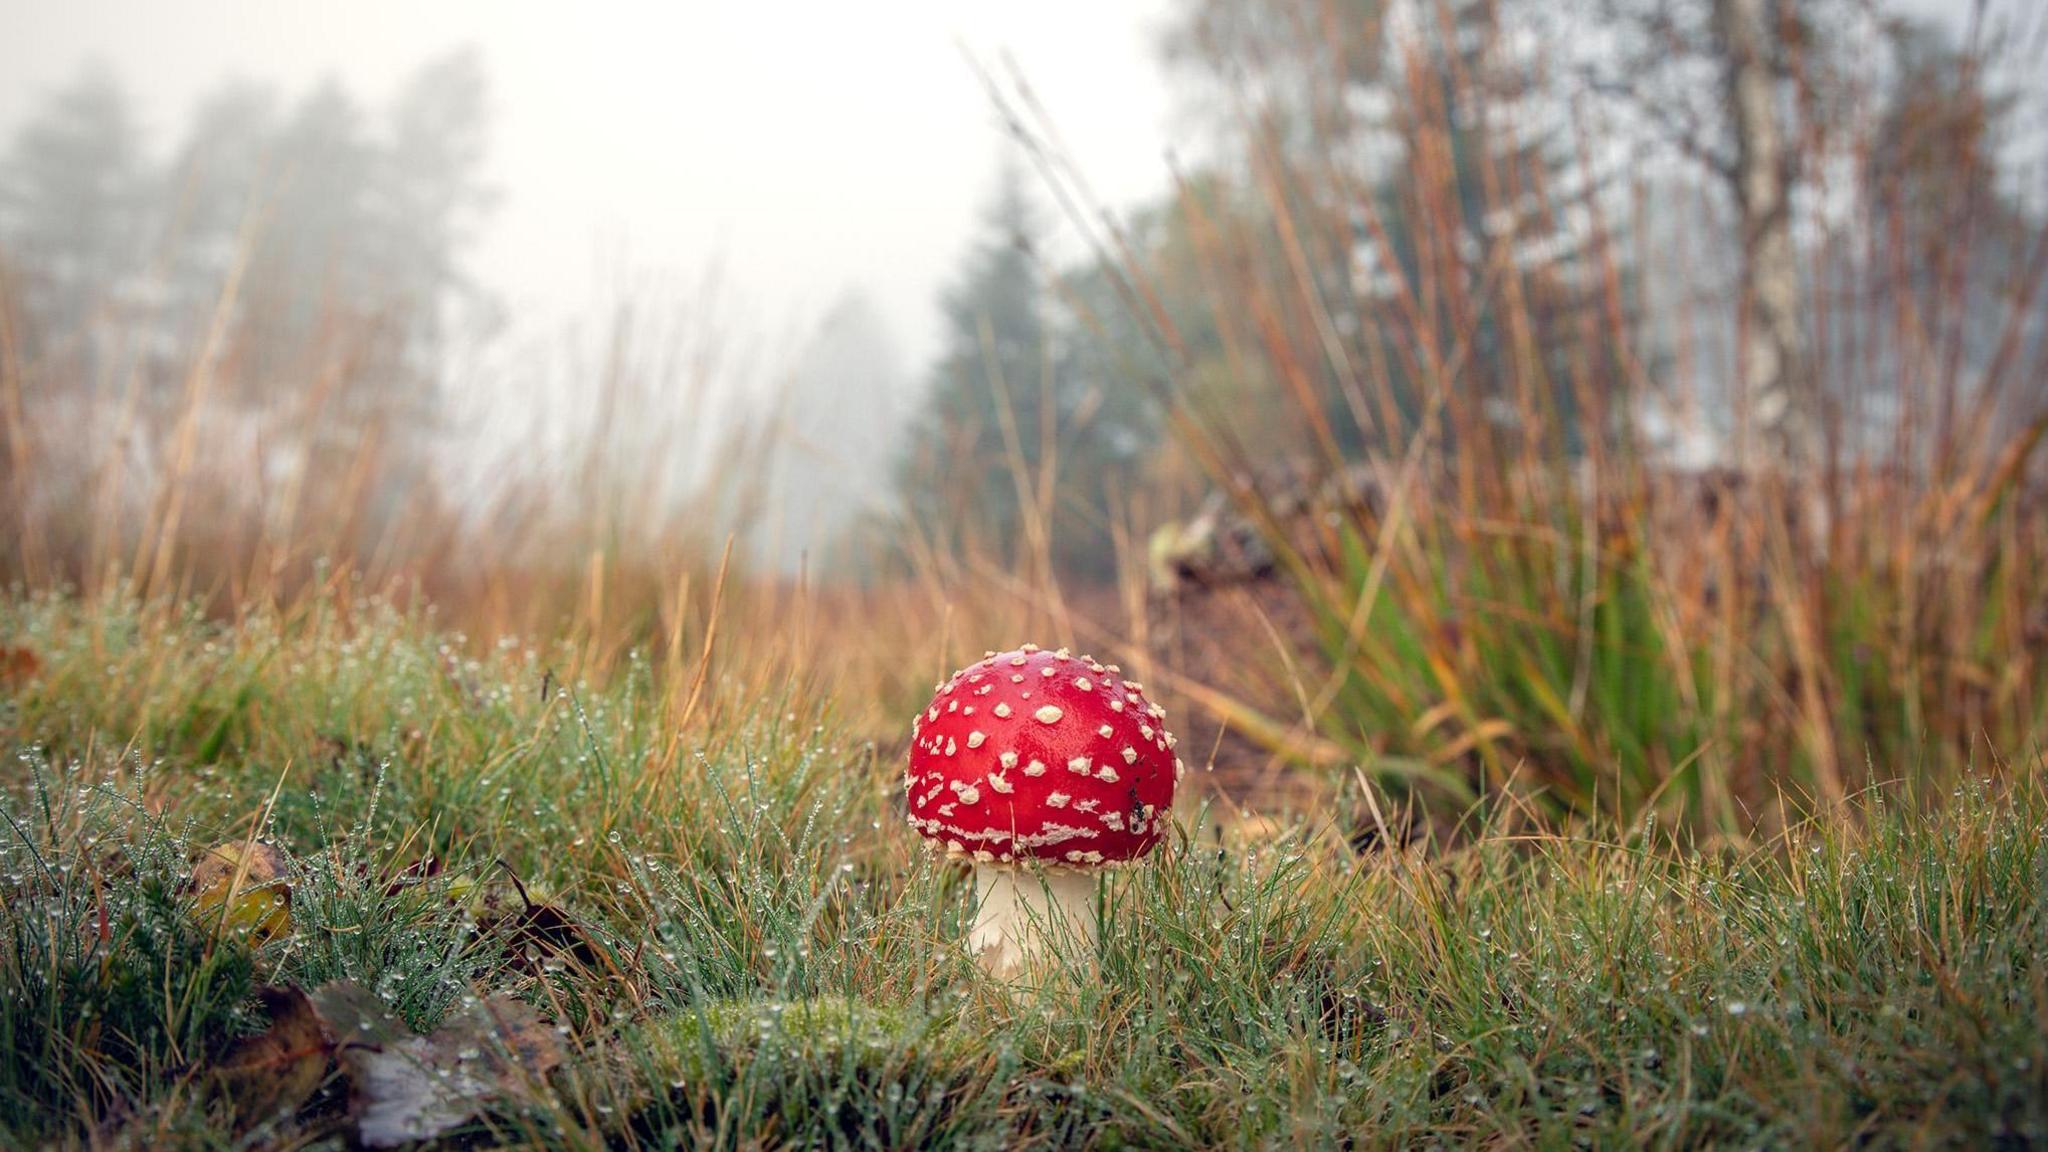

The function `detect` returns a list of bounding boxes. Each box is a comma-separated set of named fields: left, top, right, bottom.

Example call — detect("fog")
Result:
left=0, top=0, right=1176, bottom=369
left=1, top=0, right=2040, bottom=597
left=0, top=1, right=1192, bottom=575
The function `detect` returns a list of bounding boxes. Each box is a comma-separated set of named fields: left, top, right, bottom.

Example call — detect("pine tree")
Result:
left=898, top=164, right=1057, bottom=568
left=896, top=163, right=1153, bottom=580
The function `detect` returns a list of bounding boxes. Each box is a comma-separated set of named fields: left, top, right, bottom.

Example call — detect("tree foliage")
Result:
left=0, top=51, right=498, bottom=555
left=896, top=165, right=1155, bottom=580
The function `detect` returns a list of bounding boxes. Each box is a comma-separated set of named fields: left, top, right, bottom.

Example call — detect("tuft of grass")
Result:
left=3, top=592, right=2045, bottom=1147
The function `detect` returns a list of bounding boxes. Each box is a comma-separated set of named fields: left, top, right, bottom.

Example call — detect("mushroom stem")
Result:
left=969, top=865, right=1097, bottom=980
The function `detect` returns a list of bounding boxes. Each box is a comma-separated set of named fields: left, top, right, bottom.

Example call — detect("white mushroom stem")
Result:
left=969, top=865, right=1097, bottom=980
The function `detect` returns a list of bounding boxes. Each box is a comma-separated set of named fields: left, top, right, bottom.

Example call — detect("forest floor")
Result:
left=3, top=593, right=2045, bottom=1149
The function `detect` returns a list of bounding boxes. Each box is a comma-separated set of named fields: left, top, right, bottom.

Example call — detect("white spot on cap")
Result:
left=993, top=703, right=1012, bottom=719
left=967, top=731, right=987, bottom=749
left=947, top=700, right=958, bottom=712
left=944, top=738, right=957, bottom=756
left=1075, top=799, right=1100, bottom=813
left=1102, top=811, right=1124, bottom=830
left=1021, top=643, right=1041, bottom=652
left=988, top=773, right=1014, bottom=794
left=1010, top=655, right=1029, bottom=666
left=1121, top=746, right=1138, bottom=765
left=1010, top=674, right=1025, bottom=683
left=1109, top=700, right=1125, bottom=712
left=1033, top=705, right=1063, bottom=724
left=1023, top=759, right=1047, bottom=777
left=1096, top=765, right=1120, bottom=783
left=1075, top=677, right=1093, bottom=691
left=1098, top=724, right=1114, bottom=738
left=999, top=750, right=1019, bottom=770
left=1047, top=792, right=1071, bottom=808
left=1140, top=725, right=1154, bottom=740
left=1067, top=756, right=1092, bottom=774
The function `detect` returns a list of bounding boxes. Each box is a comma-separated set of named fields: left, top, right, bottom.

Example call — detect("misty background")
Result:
left=0, top=1, right=1181, bottom=580
left=1, top=0, right=2043, bottom=596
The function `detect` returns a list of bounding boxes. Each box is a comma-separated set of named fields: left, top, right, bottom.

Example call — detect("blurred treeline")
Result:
left=0, top=51, right=495, bottom=583
left=2, top=0, right=2047, bottom=825
left=899, top=0, right=2048, bottom=579
left=5, top=4, right=2042, bottom=595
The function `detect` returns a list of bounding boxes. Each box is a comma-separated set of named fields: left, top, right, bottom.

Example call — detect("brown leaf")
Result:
left=470, top=862, right=608, bottom=976
left=311, top=981, right=563, bottom=1148
left=497, top=902, right=609, bottom=975
left=214, top=985, right=334, bottom=1128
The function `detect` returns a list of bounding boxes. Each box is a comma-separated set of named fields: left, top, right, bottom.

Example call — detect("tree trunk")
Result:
left=1715, top=0, right=1817, bottom=473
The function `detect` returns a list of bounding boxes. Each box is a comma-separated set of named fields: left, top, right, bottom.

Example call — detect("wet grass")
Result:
left=2, top=591, right=2045, bottom=1149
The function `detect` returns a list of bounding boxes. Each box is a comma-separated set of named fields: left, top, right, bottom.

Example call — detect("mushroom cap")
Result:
left=905, top=644, right=1182, bottom=868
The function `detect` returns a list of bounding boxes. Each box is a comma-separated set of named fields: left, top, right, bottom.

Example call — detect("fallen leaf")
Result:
left=469, top=861, right=608, bottom=976
left=307, top=982, right=412, bottom=1050
left=311, top=981, right=563, bottom=1148
left=190, top=839, right=293, bottom=944
left=214, top=985, right=334, bottom=1127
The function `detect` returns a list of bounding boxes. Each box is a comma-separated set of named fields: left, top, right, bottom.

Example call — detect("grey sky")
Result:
left=0, top=1, right=1179, bottom=373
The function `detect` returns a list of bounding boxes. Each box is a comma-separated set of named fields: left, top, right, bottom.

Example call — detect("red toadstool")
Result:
left=905, top=643, right=1183, bottom=978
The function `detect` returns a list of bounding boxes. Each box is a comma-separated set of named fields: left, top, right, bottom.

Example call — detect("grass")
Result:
left=4, top=590, right=2044, bottom=1149
left=1, top=11, right=2043, bottom=1146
